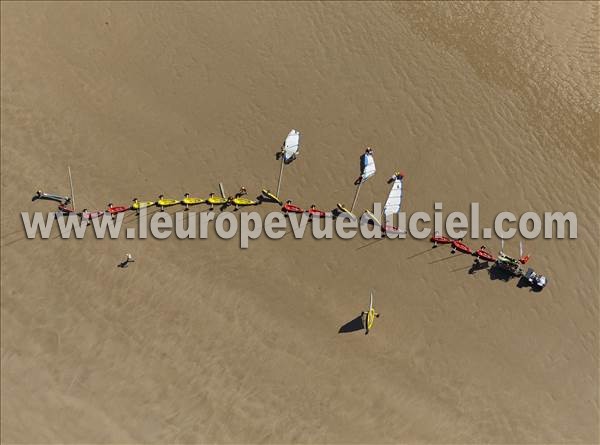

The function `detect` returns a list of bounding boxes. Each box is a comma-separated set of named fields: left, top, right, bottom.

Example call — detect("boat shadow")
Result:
left=338, top=314, right=364, bottom=334
left=467, top=260, right=490, bottom=274
left=487, top=264, right=516, bottom=282
left=407, top=247, right=436, bottom=260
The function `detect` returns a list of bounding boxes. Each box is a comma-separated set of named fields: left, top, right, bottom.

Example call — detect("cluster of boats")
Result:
left=32, top=190, right=262, bottom=219
left=31, top=128, right=548, bottom=292
left=430, top=234, right=548, bottom=290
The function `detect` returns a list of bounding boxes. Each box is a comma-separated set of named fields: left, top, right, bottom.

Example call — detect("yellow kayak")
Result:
left=132, top=200, right=155, bottom=210
left=261, top=189, right=282, bottom=205
left=367, top=308, right=376, bottom=330
left=232, top=197, right=257, bottom=206
left=157, top=198, right=180, bottom=207
left=336, top=203, right=356, bottom=219
left=182, top=197, right=205, bottom=206
left=207, top=196, right=228, bottom=205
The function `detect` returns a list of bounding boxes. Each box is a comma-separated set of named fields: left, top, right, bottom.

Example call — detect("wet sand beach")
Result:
left=1, top=2, right=598, bottom=443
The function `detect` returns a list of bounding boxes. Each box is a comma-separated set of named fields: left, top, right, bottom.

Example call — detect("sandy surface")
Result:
left=1, top=1, right=598, bottom=443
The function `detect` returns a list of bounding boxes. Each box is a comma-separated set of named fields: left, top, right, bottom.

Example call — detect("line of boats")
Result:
left=32, top=190, right=263, bottom=217
left=31, top=129, right=548, bottom=291
left=430, top=234, right=548, bottom=290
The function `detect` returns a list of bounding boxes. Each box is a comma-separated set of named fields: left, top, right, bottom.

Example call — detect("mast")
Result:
left=68, top=165, right=75, bottom=211
left=350, top=181, right=362, bottom=213
left=275, top=154, right=285, bottom=198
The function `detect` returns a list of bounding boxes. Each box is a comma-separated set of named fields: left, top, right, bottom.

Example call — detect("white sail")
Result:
left=361, top=153, right=376, bottom=181
left=282, top=129, right=300, bottom=162
left=383, top=177, right=403, bottom=216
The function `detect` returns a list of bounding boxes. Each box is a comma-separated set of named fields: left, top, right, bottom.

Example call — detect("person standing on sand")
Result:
left=132, top=198, right=140, bottom=216
left=119, top=253, right=134, bottom=268
left=235, top=187, right=247, bottom=198
left=388, top=171, right=403, bottom=183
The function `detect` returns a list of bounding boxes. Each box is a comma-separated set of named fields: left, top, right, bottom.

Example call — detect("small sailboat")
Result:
left=157, top=194, right=180, bottom=211
left=350, top=148, right=376, bottom=212
left=261, top=189, right=283, bottom=205
left=56, top=166, right=104, bottom=222
left=32, top=190, right=70, bottom=204
left=281, top=129, right=300, bottom=164
left=182, top=193, right=205, bottom=208
left=106, top=203, right=130, bottom=216
left=362, top=290, right=379, bottom=335
left=430, top=231, right=452, bottom=246
left=336, top=203, right=356, bottom=219
left=282, top=200, right=304, bottom=214
left=360, top=150, right=376, bottom=183
left=363, top=172, right=404, bottom=234
left=131, top=198, right=156, bottom=212
left=265, top=129, right=302, bottom=204
left=276, top=129, right=301, bottom=195
left=231, top=197, right=258, bottom=206
left=474, top=246, right=496, bottom=262
left=306, top=204, right=330, bottom=218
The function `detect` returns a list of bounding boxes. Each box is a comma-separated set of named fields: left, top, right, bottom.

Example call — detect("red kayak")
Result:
left=430, top=234, right=452, bottom=244
left=58, top=204, right=75, bottom=214
left=519, top=255, right=530, bottom=264
left=81, top=210, right=104, bottom=220
left=475, top=248, right=496, bottom=262
left=282, top=203, right=304, bottom=214
left=451, top=240, right=473, bottom=254
left=307, top=208, right=326, bottom=217
left=382, top=224, right=404, bottom=234
left=106, top=205, right=129, bottom=215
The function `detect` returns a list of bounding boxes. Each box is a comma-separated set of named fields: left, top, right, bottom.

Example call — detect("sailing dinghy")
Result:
left=360, top=152, right=376, bottom=182
left=362, top=290, right=379, bottom=334
left=282, top=129, right=300, bottom=164
left=364, top=173, right=405, bottom=235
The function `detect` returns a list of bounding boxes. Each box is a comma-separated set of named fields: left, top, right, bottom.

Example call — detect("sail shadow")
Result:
left=428, top=253, right=466, bottom=264
left=466, top=260, right=490, bottom=274
left=356, top=238, right=385, bottom=251
left=338, top=314, right=364, bottom=334
left=407, top=248, right=435, bottom=260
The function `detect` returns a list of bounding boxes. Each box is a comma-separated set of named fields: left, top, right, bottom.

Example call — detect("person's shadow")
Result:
left=117, top=260, right=134, bottom=268
left=338, top=314, right=364, bottom=334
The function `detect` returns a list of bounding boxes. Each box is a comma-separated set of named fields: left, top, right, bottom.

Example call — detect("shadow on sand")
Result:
left=338, top=314, right=364, bottom=334
left=117, top=260, right=134, bottom=269
left=467, top=260, right=490, bottom=275
left=487, top=264, right=516, bottom=282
